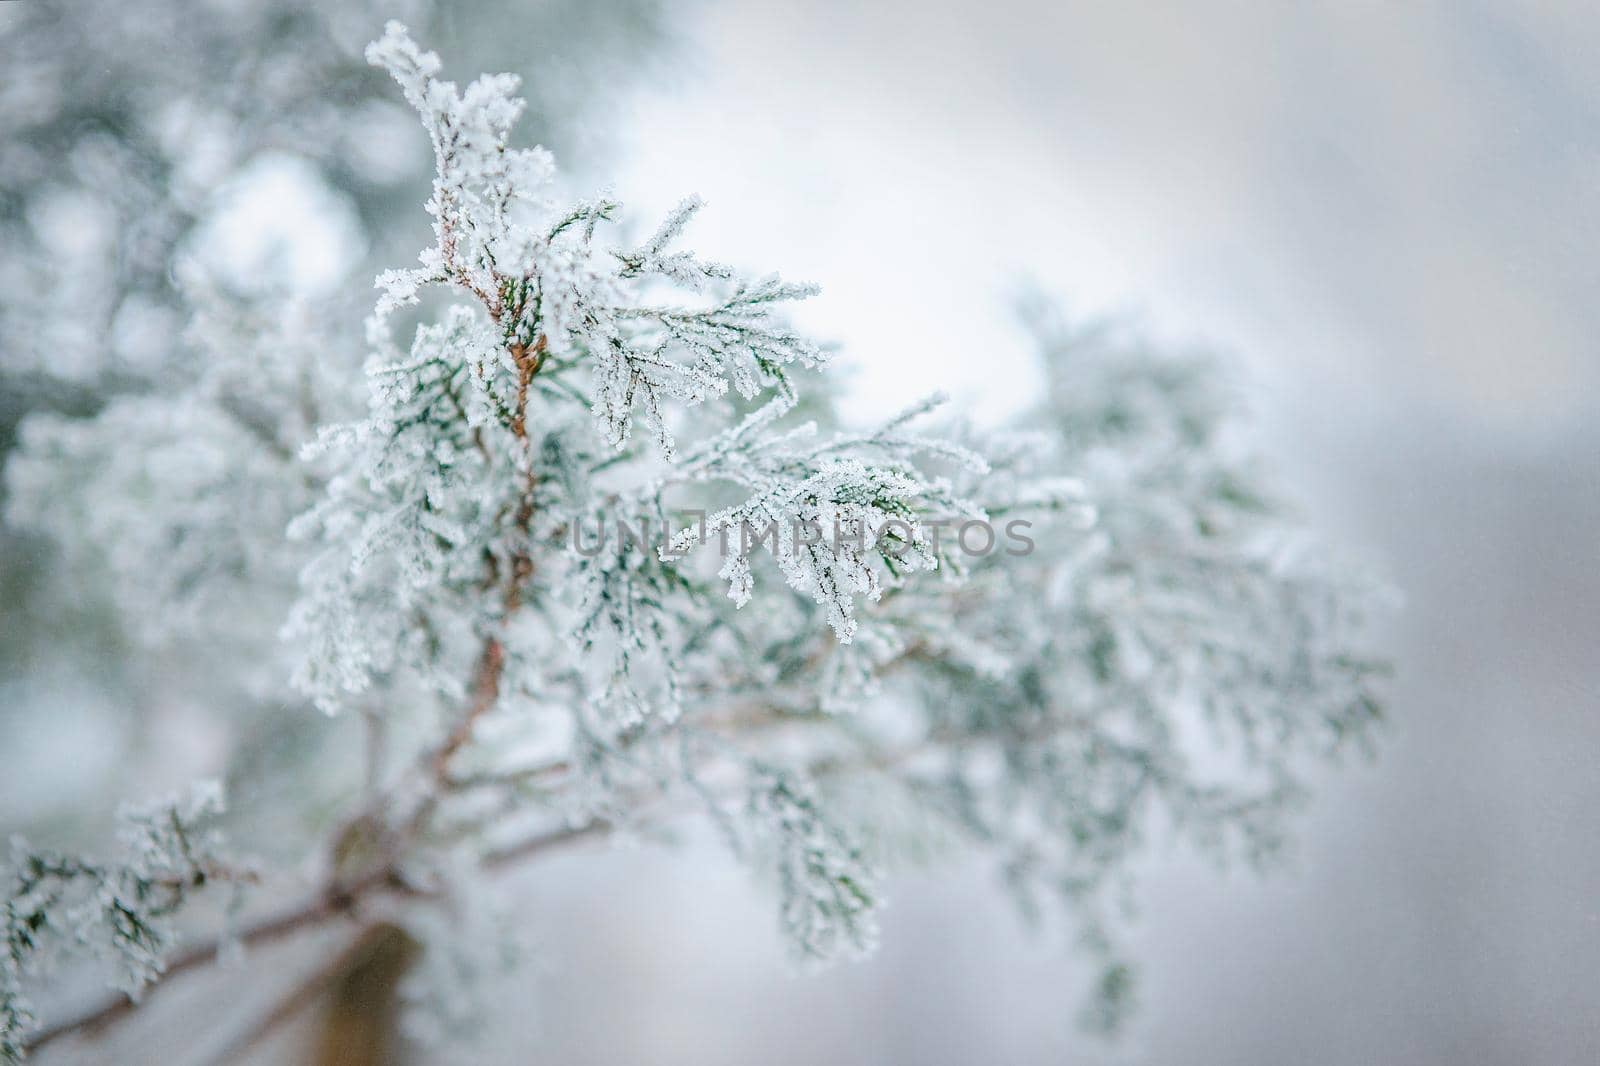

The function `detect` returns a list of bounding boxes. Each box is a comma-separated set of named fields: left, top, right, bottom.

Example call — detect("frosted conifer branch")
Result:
left=0, top=24, right=1387, bottom=1057
left=747, top=768, right=880, bottom=963
left=1, top=784, right=238, bottom=1065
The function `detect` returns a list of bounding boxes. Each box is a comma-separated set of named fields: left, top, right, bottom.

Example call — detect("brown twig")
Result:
left=428, top=637, right=505, bottom=783
left=412, top=333, right=545, bottom=824
left=201, top=925, right=391, bottom=1066
left=22, top=872, right=388, bottom=1055
left=22, top=820, right=599, bottom=1056
left=24, top=680, right=986, bottom=1057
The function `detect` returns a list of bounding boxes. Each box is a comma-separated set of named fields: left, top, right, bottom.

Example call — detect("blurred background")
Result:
left=3, top=0, right=1598, bottom=1063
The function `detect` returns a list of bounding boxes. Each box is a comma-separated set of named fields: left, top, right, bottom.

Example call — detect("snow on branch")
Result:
left=0, top=23, right=1388, bottom=1057
left=2, top=784, right=239, bottom=1065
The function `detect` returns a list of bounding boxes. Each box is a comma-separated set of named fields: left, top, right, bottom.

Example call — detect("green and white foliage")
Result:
left=1, top=783, right=236, bottom=1064
left=5, top=295, right=356, bottom=697
left=0, top=24, right=1386, bottom=1059
left=0, top=0, right=679, bottom=847
left=745, top=767, right=880, bottom=963
left=283, top=26, right=995, bottom=966
left=0, top=0, right=669, bottom=386
left=661, top=391, right=990, bottom=643
left=898, top=305, right=1388, bottom=1028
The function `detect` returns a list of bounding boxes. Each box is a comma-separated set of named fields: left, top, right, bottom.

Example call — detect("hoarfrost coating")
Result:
left=0, top=22, right=1385, bottom=1060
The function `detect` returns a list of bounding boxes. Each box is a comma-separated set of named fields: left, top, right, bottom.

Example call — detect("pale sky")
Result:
left=610, top=0, right=1600, bottom=439
left=23, top=5, right=1598, bottom=1061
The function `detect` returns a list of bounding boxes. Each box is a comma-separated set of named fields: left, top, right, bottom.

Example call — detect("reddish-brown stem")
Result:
left=421, top=329, right=545, bottom=798
left=23, top=868, right=397, bottom=1054
left=24, top=687, right=979, bottom=1058
left=428, top=636, right=505, bottom=783
left=22, top=820, right=597, bottom=1056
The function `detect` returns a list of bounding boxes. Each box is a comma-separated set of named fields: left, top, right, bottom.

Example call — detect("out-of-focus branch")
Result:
left=22, top=817, right=596, bottom=1057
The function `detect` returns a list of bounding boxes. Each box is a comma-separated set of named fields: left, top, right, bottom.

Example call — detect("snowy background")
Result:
left=6, top=1, right=1600, bottom=1063
left=555, top=5, right=1600, bottom=1062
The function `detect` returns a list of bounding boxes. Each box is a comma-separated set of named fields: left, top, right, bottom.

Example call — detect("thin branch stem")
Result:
left=200, top=926, right=375, bottom=1066
left=22, top=818, right=599, bottom=1056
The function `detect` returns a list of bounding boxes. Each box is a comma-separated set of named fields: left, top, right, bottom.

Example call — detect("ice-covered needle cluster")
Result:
left=0, top=23, right=1385, bottom=1057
